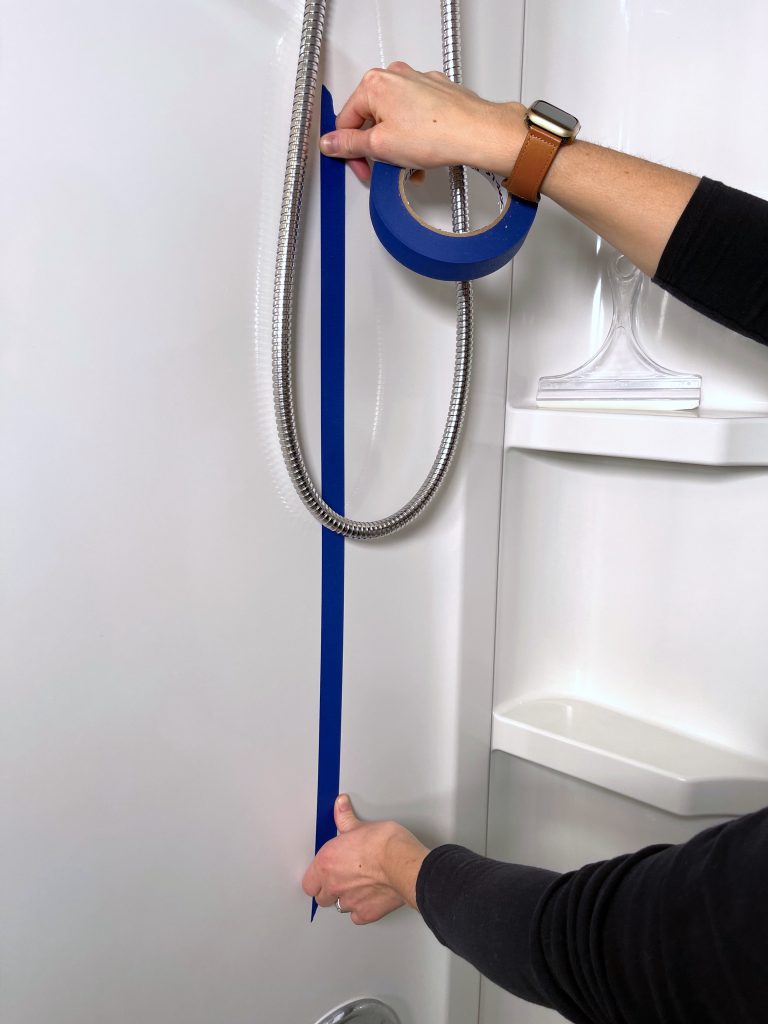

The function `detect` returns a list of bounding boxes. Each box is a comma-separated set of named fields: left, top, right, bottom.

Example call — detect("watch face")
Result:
left=528, top=100, right=580, bottom=138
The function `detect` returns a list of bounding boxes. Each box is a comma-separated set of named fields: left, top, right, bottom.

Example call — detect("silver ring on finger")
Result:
left=335, top=897, right=350, bottom=914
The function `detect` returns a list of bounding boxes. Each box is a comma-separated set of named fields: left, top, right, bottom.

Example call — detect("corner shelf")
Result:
left=492, top=697, right=768, bottom=816
left=506, top=405, right=768, bottom=466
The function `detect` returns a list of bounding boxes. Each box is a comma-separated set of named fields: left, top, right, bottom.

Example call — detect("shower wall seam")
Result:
left=476, top=4, right=528, bottom=1023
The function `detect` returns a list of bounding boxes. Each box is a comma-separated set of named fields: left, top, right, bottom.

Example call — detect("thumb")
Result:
left=334, top=793, right=360, bottom=834
left=320, top=128, right=372, bottom=160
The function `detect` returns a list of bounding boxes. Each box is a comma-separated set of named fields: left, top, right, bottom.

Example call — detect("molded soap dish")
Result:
left=492, top=697, right=768, bottom=816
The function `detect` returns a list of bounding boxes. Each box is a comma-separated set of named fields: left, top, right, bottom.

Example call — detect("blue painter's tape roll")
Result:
left=369, top=161, right=537, bottom=281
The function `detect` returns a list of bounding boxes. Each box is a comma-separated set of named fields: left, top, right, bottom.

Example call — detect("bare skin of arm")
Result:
left=319, top=62, right=700, bottom=277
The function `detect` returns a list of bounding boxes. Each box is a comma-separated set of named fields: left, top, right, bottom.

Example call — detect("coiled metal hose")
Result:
left=272, top=0, right=473, bottom=539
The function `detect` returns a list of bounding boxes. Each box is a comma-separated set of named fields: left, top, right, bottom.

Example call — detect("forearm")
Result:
left=539, top=137, right=700, bottom=276
left=494, top=102, right=700, bottom=277
left=416, top=846, right=561, bottom=1010
left=417, top=809, right=768, bottom=1024
left=479, top=108, right=768, bottom=347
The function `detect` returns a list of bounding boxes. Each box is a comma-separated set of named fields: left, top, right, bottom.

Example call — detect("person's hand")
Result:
left=302, top=794, right=430, bottom=924
left=319, top=62, right=526, bottom=183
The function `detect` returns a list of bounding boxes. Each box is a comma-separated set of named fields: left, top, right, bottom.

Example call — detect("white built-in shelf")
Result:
left=492, top=697, right=768, bottom=816
left=506, top=405, right=768, bottom=466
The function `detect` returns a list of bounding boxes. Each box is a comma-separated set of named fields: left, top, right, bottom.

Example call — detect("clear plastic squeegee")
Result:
left=536, top=251, right=702, bottom=411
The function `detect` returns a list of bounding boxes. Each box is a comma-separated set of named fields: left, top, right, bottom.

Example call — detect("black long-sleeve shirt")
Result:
left=653, top=178, right=768, bottom=347
left=416, top=178, right=768, bottom=1023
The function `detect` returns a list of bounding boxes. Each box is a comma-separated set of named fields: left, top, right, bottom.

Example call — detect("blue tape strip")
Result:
left=312, top=85, right=346, bottom=922
left=369, top=161, right=537, bottom=281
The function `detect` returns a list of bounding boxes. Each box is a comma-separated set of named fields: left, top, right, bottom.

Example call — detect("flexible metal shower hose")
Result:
left=272, top=0, right=473, bottom=539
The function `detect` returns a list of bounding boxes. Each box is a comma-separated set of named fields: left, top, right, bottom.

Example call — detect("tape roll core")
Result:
left=369, top=162, right=536, bottom=281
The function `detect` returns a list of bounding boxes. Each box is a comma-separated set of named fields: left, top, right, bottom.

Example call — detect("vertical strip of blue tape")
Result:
left=312, top=86, right=345, bottom=921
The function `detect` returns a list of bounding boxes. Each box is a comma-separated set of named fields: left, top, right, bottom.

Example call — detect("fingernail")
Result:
left=320, top=134, right=338, bottom=155
left=337, top=794, right=349, bottom=810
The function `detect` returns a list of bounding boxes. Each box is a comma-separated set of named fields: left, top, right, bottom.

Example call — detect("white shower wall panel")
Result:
left=0, top=2, right=526, bottom=1024
left=485, top=3, right=768, bottom=1021
left=503, top=0, right=768, bottom=758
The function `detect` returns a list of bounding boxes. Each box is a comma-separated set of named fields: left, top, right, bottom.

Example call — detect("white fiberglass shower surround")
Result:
left=2, top=3, right=768, bottom=1024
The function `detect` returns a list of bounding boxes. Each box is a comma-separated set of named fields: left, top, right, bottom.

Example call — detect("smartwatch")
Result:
left=502, top=100, right=580, bottom=203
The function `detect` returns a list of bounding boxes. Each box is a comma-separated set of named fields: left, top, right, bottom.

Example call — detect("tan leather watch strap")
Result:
left=501, top=125, right=563, bottom=203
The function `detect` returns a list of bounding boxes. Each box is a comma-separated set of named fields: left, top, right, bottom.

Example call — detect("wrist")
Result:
left=480, top=101, right=527, bottom=178
left=383, top=827, right=430, bottom=910
left=502, top=100, right=582, bottom=202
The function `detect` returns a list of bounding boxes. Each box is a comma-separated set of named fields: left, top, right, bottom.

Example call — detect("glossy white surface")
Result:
left=0, top=2, right=523, bottom=1023
left=494, top=450, right=768, bottom=758
left=498, top=0, right=768, bottom=763
left=4, top=2, right=768, bottom=1023
left=493, top=698, right=768, bottom=816
left=486, top=3, right=768, bottom=1023
left=507, top=405, right=768, bottom=466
